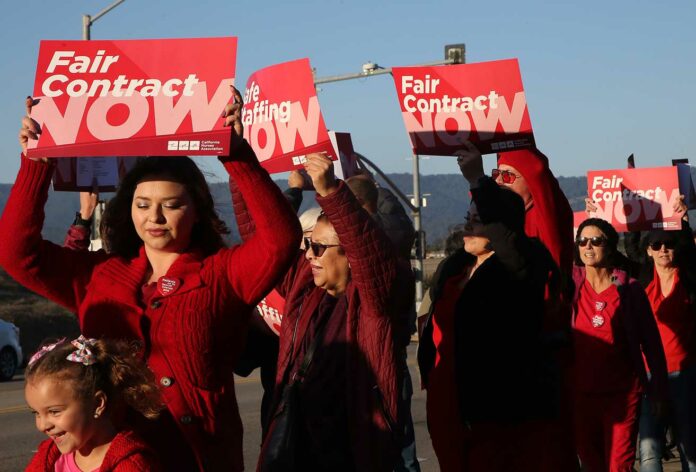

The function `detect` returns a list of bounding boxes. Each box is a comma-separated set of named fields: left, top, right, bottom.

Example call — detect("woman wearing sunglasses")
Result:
left=494, top=148, right=574, bottom=274
left=251, top=153, right=412, bottom=471
left=418, top=143, right=561, bottom=471
left=571, top=218, right=668, bottom=472
left=626, top=217, right=696, bottom=472
left=493, top=148, right=577, bottom=471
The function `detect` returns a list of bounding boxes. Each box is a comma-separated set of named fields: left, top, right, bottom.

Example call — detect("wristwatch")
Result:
left=73, top=212, right=93, bottom=228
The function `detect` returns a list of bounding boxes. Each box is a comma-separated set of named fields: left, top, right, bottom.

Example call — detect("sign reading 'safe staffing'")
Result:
left=26, top=37, right=237, bottom=158
left=392, top=59, right=535, bottom=155
left=242, top=58, right=335, bottom=174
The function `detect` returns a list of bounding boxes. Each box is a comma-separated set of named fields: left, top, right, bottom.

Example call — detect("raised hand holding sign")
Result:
left=303, top=153, right=337, bottom=197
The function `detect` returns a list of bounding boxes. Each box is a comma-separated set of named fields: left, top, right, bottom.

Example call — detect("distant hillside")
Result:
left=1, top=167, right=693, bottom=247
left=0, top=174, right=589, bottom=248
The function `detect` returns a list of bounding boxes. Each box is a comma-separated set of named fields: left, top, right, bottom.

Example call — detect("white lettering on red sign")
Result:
left=401, top=92, right=527, bottom=146
left=42, top=50, right=200, bottom=98
left=590, top=173, right=680, bottom=226
left=243, top=96, right=322, bottom=162
left=29, top=79, right=233, bottom=144
left=401, top=75, right=500, bottom=113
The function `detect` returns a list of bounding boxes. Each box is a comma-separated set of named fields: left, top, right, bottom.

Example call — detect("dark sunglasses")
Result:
left=649, top=240, right=676, bottom=251
left=303, top=237, right=341, bottom=257
left=491, top=168, right=521, bottom=184
left=576, top=236, right=608, bottom=248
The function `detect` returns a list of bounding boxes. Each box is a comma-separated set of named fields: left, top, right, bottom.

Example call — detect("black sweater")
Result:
left=418, top=176, right=561, bottom=424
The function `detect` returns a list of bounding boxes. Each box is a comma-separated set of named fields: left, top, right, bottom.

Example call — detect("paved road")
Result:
left=0, top=344, right=681, bottom=472
left=0, top=346, right=439, bottom=471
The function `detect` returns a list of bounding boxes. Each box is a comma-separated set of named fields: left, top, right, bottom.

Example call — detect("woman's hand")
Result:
left=79, top=189, right=99, bottom=220
left=19, top=97, right=47, bottom=161
left=303, top=153, right=337, bottom=197
left=288, top=170, right=307, bottom=190
left=585, top=197, right=598, bottom=214
left=673, top=194, right=688, bottom=221
left=454, top=141, right=484, bottom=186
left=221, top=86, right=244, bottom=152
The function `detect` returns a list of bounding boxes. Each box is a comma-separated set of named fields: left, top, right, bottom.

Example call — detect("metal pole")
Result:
left=91, top=0, right=126, bottom=23
left=412, top=153, right=424, bottom=306
left=82, top=14, right=91, bottom=40
left=81, top=1, right=127, bottom=249
left=314, top=58, right=457, bottom=85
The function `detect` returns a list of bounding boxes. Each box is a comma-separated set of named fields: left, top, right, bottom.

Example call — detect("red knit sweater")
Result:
left=0, top=141, right=302, bottom=471
left=25, top=430, right=160, bottom=472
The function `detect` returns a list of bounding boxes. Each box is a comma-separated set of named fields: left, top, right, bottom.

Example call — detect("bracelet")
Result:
left=73, top=212, right=93, bottom=228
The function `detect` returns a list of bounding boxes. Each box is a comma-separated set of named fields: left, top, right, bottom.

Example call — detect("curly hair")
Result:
left=574, top=217, right=631, bottom=270
left=26, top=338, right=164, bottom=420
left=101, top=156, right=229, bottom=258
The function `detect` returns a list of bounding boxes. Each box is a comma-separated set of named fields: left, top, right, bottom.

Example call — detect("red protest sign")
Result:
left=242, top=58, right=335, bottom=173
left=587, top=166, right=684, bottom=232
left=391, top=59, right=534, bottom=155
left=27, top=37, right=237, bottom=158
left=256, top=290, right=285, bottom=336
left=573, top=211, right=587, bottom=238
left=53, top=156, right=137, bottom=192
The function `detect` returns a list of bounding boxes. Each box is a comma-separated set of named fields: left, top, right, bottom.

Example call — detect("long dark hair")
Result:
left=101, top=157, right=229, bottom=258
left=574, top=218, right=631, bottom=270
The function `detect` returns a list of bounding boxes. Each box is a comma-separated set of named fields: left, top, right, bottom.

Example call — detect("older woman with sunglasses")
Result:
left=624, top=211, right=696, bottom=471
left=571, top=218, right=668, bottom=472
left=494, top=149, right=574, bottom=274
left=494, top=148, right=577, bottom=471
left=418, top=143, right=562, bottom=471
left=240, top=153, right=413, bottom=471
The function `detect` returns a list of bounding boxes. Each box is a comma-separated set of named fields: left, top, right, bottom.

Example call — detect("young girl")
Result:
left=25, top=336, right=163, bottom=472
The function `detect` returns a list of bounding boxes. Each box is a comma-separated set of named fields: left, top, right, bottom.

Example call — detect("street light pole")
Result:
left=412, top=152, right=424, bottom=304
left=313, top=44, right=465, bottom=307
left=82, top=0, right=126, bottom=40
left=82, top=0, right=127, bottom=248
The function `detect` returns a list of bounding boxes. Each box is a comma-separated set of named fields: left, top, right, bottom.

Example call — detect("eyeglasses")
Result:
left=576, top=236, right=608, bottom=248
left=492, top=168, right=521, bottom=184
left=649, top=240, right=676, bottom=251
left=303, top=237, right=341, bottom=257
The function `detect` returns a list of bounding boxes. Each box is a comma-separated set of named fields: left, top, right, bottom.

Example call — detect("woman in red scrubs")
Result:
left=571, top=218, right=668, bottom=472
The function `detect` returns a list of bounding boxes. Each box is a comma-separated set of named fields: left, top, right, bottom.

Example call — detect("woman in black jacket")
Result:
left=417, top=143, right=561, bottom=472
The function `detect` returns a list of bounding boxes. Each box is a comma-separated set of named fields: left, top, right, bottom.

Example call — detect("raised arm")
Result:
left=305, top=153, right=407, bottom=316
left=63, top=192, right=97, bottom=251
left=230, top=169, right=305, bottom=243
left=456, top=142, right=538, bottom=280
left=219, top=88, right=302, bottom=305
left=0, top=148, right=104, bottom=311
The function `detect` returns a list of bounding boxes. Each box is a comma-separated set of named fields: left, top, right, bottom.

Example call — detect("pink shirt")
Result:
left=54, top=453, right=99, bottom=472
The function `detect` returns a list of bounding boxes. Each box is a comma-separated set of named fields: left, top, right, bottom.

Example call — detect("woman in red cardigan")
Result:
left=0, top=88, right=302, bottom=471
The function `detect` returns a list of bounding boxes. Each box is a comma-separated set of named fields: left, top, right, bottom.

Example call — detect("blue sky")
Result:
left=1, top=0, right=694, bottom=183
